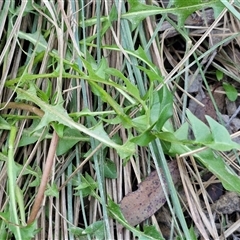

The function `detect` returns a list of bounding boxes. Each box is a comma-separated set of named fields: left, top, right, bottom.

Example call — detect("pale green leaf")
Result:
left=18, top=31, right=48, bottom=53
left=223, top=82, right=238, bottom=102
left=195, top=149, right=240, bottom=193
left=45, top=183, right=59, bottom=198
left=0, top=115, right=11, bottom=130
left=187, top=110, right=212, bottom=142
left=81, top=221, right=104, bottom=235
left=216, top=70, right=224, bottom=81
left=206, top=116, right=240, bottom=151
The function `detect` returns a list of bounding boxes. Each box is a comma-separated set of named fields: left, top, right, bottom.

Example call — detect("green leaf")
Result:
left=189, top=225, right=198, bottom=240
left=186, top=110, right=212, bottom=142
left=0, top=152, right=8, bottom=161
left=94, top=57, right=109, bottom=79
left=156, top=131, right=188, bottom=144
left=173, top=121, right=189, bottom=140
left=45, top=183, right=59, bottom=198
left=82, top=221, right=104, bottom=235
left=140, top=225, right=163, bottom=240
left=138, top=66, right=163, bottom=83
left=68, top=227, right=85, bottom=237
left=33, top=102, right=70, bottom=132
left=18, top=120, right=51, bottom=147
left=11, top=1, right=35, bottom=16
left=0, top=212, right=9, bottom=240
left=206, top=116, right=240, bottom=151
left=9, top=221, right=38, bottom=240
left=0, top=116, right=11, bottom=130
left=223, top=82, right=238, bottom=101
left=195, top=149, right=240, bottom=193
left=155, top=86, right=173, bottom=130
left=120, top=139, right=136, bottom=160
left=16, top=86, right=135, bottom=159
left=80, top=58, right=133, bottom=127
left=133, top=47, right=159, bottom=72
left=131, top=86, right=173, bottom=146
left=74, top=173, right=98, bottom=197
left=18, top=31, right=48, bottom=53
left=131, top=130, right=156, bottom=146
left=87, top=80, right=132, bottom=128
left=216, top=70, right=224, bottom=81
left=166, top=142, right=240, bottom=194
left=104, top=160, right=117, bottom=179
left=56, top=127, right=89, bottom=156
left=122, top=0, right=224, bottom=29
left=162, top=122, right=240, bottom=194
left=74, top=182, right=90, bottom=190
left=105, top=68, right=146, bottom=108
left=132, top=115, right=148, bottom=132
left=173, top=0, right=204, bottom=26
left=36, top=80, right=52, bottom=103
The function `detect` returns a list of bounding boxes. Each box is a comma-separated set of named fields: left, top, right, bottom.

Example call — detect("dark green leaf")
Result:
left=122, top=0, right=224, bottom=30
left=138, top=66, right=163, bottom=83
left=155, top=86, right=173, bottom=130
left=56, top=127, right=89, bottom=156
left=104, top=160, right=117, bottom=179
left=105, top=68, right=145, bottom=107
left=74, top=173, right=98, bottom=197
left=18, top=120, right=51, bottom=147
left=130, top=130, right=156, bottom=146
left=141, top=225, right=164, bottom=240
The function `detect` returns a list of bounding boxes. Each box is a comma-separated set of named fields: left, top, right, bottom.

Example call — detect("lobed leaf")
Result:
left=16, top=86, right=135, bottom=158
left=122, top=0, right=224, bottom=30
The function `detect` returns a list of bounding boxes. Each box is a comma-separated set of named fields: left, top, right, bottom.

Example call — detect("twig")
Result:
left=0, top=102, right=44, bottom=117
left=0, top=102, right=59, bottom=225
left=27, top=131, right=59, bottom=224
